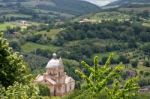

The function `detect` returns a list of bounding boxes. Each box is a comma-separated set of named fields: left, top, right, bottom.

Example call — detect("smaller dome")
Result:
left=46, top=53, right=63, bottom=68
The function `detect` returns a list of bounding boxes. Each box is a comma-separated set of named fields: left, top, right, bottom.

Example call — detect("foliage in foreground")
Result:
left=0, top=33, right=30, bottom=87
left=0, top=32, right=142, bottom=99
left=0, top=82, right=41, bottom=99
left=71, top=54, right=139, bottom=99
left=0, top=33, right=42, bottom=98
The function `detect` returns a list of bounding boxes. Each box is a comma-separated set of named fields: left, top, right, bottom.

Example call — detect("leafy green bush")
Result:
left=38, top=84, right=50, bottom=96
left=0, top=82, right=41, bottom=99
left=9, top=40, right=21, bottom=51
left=0, top=33, right=44, bottom=98
left=0, top=33, right=29, bottom=87
left=74, top=53, right=139, bottom=99
left=143, top=60, right=150, bottom=67
left=131, top=60, right=138, bottom=68
left=139, top=78, right=150, bottom=87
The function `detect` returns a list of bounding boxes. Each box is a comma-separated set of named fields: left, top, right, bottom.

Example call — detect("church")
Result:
left=34, top=53, right=75, bottom=96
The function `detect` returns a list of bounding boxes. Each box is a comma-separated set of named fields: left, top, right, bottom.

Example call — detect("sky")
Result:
left=83, top=0, right=118, bottom=6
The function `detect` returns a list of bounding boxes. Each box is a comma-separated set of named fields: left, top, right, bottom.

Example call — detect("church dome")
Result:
left=46, top=53, right=63, bottom=68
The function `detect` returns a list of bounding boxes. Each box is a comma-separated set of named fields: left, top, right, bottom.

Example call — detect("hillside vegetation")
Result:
left=107, top=0, right=150, bottom=7
left=0, top=0, right=100, bottom=22
left=0, top=1, right=150, bottom=98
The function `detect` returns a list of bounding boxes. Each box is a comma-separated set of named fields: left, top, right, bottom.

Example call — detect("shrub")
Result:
left=9, top=40, right=21, bottom=51
left=131, top=60, right=138, bottom=68
left=118, top=55, right=129, bottom=64
left=143, top=60, right=150, bottom=67
left=38, top=84, right=50, bottom=96
left=144, top=72, right=150, bottom=77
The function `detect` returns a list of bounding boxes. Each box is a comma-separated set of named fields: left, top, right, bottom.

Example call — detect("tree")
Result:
left=9, top=40, right=21, bottom=51
left=140, top=10, right=149, bottom=19
left=143, top=60, right=150, bottom=67
left=118, top=55, right=129, bottom=64
left=0, top=33, right=29, bottom=87
left=128, top=38, right=137, bottom=48
left=0, top=33, right=42, bottom=98
left=75, top=53, right=139, bottom=99
left=131, top=60, right=138, bottom=68
left=141, top=44, right=150, bottom=55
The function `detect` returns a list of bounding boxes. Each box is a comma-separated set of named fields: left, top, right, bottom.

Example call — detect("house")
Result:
left=20, top=20, right=28, bottom=25
left=79, top=18, right=97, bottom=23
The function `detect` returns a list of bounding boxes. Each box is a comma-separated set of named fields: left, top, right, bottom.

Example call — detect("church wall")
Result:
left=55, top=84, right=66, bottom=96
left=58, top=76, right=65, bottom=83
left=71, top=81, right=75, bottom=91
left=66, top=82, right=71, bottom=92
left=49, top=86, right=55, bottom=96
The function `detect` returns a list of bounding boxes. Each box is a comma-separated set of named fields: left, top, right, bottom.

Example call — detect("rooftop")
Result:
left=46, top=53, right=63, bottom=68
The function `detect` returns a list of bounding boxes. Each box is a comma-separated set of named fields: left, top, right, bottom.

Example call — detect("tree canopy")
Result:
left=0, top=33, right=29, bottom=87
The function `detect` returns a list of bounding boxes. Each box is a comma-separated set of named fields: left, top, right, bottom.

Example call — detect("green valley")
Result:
left=0, top=0, right=150, bottom=99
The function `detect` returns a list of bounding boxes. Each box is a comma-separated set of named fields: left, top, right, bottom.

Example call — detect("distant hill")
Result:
left=106, top=0, right=150, bottom=7
left=83, top=0, right=117, bottom=7
left=0, top=0, right=100, bottom=22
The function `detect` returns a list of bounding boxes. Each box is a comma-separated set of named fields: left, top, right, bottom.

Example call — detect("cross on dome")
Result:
left=52, top=53, right=57, bottom=58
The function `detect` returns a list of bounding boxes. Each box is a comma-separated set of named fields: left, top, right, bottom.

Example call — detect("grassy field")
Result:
left=0, top=21, right=41, bottom=31
left=37, top=28, right=64, bottom=38
left=0, top=22, right=16, bottom=31
left=143, top=23, right=150, bottom=27
left=137, top=65, right=150, bottom=72
left=4, top=14, right=32, bottom=18
left=89, top=12, right=130, bottom=21
left=22, top=42, right=60, bottom=53
left=73, top=11, right=131, bottom=22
